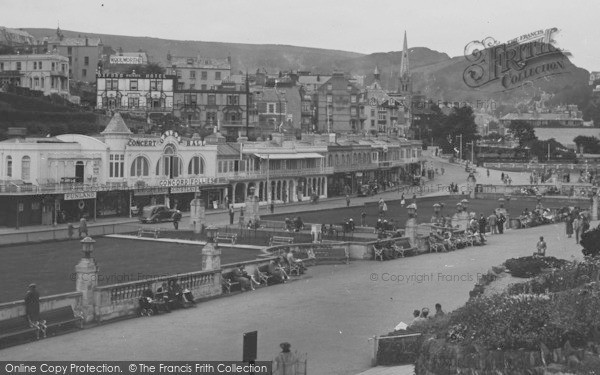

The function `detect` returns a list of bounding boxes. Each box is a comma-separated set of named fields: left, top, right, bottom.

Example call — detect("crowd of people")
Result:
left=139, top=279, right=196, bottom=315
left=395, top=303, right=445, bottom=331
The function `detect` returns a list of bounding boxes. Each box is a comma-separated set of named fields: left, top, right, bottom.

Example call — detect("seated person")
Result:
left=285, top=248, right=306, bottom=273
left=534, top=236, right=547, bottom=256
left=409, top=309, right=425, bottom=327
left=168, top=279, right=195, bottom=306
left=268, top=258, right=288, bottom=284
left=231, top=265, right=254, bottom=291
left=139, top=288, right=159, bottom=315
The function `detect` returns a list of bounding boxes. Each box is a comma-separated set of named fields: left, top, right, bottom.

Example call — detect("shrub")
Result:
left=581, top=226, right=600, bottom=257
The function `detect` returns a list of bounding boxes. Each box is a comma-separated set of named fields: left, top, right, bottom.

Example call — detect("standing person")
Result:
left=434, top=303, right=445, bottom=318
left=497, top=214, right=505, bottom=234
left=487, top=212, right=497, bottom=235
left=172, top=210, right=182, bottom=230
left=270, top=201, right=275, bottom=213
left=573, top=215, right=581, bottom=244
left=487, top=169, right=490, bottom=178
left=78, top=217, right=88, bottom=238
left=383, top=202, right=388, bottom=217
left=566, top=213, right=574, bottom=238
left=228, top=205, right=235, bottom=225
left=501, top=172, right=505, bottom=181
left=581, top=215, right=590, bottom=235
left=400, top=194, right=406, bottom=207
left=273, top=342, right=299, bottom=375
left=535, top=236, right=547, bottom=256
left=478, top=214, right=487, bottom=242
left=346, top=195, right=350, bottom=207
left=361, top=211, right=367, bottom=227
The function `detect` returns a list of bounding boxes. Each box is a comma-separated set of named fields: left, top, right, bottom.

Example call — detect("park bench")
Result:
left=313, top=247, right=349, bottom=264
left=138, top=227, right=160, bottom=239
left=215, top=232, right=237, bottom=245
left=39, top=306, right=84, bottom=335
left=0, top=317, right=38, bottom=346
left=392, top=238, right=417, bottom=257
left=270, top=236, right=294, bottom=246
left=221, top=273, right=241, bottom=294
left=255, top=264, right=273, bottom=285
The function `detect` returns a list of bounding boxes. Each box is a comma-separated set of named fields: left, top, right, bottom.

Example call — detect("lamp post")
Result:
left=202, top=225, right=221, bottom=271
left=456, top=134, right=463, bottom=161
left=80, top=236, right=95, bottom=258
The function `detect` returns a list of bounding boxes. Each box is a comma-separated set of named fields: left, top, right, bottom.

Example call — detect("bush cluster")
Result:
left=504, top=256, right=568, bottom=278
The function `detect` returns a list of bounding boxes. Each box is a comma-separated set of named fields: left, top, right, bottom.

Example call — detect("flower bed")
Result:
left=504, top=255, right=568, bottom=278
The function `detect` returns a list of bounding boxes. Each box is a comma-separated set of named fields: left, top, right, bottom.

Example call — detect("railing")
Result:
left=0, top=181, right=129, bottom=195
left=0, top=291, right=82, bottom=321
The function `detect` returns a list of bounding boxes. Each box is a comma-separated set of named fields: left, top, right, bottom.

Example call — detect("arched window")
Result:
left=156, top=144, right=183, bottom=178
left=335, top=155, right=339, bottom=166
left=130, top=156, right=149, bottom=177
left=188, top=156, right=205, bottom=175
left=328, top=155, right=332, bottom=167
left=6, top=156, right=12, bottom=177
left=353, top=153, right=357, bottom=163
left=21, top=156, right=31, bottom=180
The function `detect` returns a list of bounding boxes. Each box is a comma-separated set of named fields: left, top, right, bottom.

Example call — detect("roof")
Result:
left=217, top=143, right=240, bottom=156
left=101, top=113, right=132, bottom=135
left=298, top=75, right=331, bottom=85
left=252, top=87, right=286, bottom=102
left=254, top=153, right=324, bottom=160
left=47, top=37, right=102, bottom=47
left=170, top=56, right=230, bottom=69
left=501, top=113, right=583, bottom=121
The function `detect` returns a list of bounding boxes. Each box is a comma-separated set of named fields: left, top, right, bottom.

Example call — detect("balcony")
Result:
left=218, top=166, right=334, bottom=180
left=50, top=70, right=68, bottom=77
left=0, top=181, right=129, bottom=195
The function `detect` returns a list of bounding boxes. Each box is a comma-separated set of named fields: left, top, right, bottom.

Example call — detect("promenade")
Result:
left=0, top=158, right=586, bottom=374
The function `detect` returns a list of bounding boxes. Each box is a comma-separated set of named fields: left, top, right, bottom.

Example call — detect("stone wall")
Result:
left=0, top=291, right=82, bottom=321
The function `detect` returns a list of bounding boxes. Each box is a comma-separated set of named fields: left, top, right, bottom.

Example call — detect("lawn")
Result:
left=0, top=237, right=261, bottom=303
left=262, top=195, right=583, bottom=228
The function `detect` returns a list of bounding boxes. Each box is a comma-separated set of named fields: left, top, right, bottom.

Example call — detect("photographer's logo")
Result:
left=463, top=28, right=570, bottom=91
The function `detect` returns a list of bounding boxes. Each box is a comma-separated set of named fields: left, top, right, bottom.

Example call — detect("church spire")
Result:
left=400, top=30, right=409, bottom=78
left=374, top=65, right=380, bottom=81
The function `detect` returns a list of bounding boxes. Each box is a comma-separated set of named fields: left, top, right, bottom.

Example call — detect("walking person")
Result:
left=487, top=169, right=490, bottom=178
left=78, top=217, right=88, bottom=238
left=487, top=212, right=497, bottom=235
left=270, top=201, right=275, bottom=213
left=573, top=215, right=581, bottom=244
left=361, top=211, right=367, bottom=227
left=273, top=342, right=300, bottom=375
left=497, top=214, right=505, bottom=234
left=478, top=214, right=487, bottom=242
left=566, top=213, right=574, bottom=238
left=172, top=210, right=182, bottom=230
left=346, top=194, right=350, bottom=207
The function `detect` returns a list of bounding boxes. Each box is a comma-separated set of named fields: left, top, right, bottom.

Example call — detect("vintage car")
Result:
left=139, top=205, right=176, bottom=223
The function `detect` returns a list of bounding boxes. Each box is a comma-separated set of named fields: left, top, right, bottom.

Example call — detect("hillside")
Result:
left=23, top=28, right=592, bottom=107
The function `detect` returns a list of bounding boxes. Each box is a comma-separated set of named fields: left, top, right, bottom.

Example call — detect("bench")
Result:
left=390, top=238, right=417, bottom=257
left=39, top=306, right=84, bottom=335
left=0, top=317, right=38, bottom=346
left=270, top=236, right=294, bottom=246
left=221, top=273, right=241, bottom=294
left=215, top=232, right=237, bottom=245
left=138, top=227, right=160, bottom=239
left=313, top=247, right=349, bottom=264
left=256, top=265, right=273, bottom=285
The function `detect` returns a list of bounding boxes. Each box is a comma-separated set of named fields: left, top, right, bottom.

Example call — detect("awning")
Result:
left=254, top=153, right=324, bottom=160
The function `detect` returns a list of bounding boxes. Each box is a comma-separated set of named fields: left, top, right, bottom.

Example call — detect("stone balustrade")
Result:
left=0, top=291, right=83, bottom=321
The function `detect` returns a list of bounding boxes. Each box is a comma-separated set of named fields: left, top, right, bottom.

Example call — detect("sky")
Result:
left=1, top=0, right=599, bottom=71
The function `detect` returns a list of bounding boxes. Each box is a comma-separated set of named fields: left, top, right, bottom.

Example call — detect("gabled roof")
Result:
left=101, top=113, right=132, bottom=135
left=217, top=143, right=240, bottom=156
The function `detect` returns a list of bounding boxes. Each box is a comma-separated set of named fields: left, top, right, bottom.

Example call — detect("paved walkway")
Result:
left=0, top=217, right=585, bottom=374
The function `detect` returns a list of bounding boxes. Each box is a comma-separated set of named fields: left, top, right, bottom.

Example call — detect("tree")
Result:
left=573, top=135, right=600, bottom=154
left=507, top=120, right=537, bottom=148
left=443, top=106, right=479, bottom=159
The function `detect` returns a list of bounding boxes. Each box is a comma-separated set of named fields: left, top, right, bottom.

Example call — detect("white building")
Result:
left=0, top=54, right=69, bottom=97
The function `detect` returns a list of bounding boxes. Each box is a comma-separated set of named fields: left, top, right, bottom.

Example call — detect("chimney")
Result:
left=85, top=37, right=88, bottom=46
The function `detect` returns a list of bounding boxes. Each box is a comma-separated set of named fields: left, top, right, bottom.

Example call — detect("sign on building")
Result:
left=110, top=55, right=144, bottom=65
left=64, top=192, right=97, bottom=200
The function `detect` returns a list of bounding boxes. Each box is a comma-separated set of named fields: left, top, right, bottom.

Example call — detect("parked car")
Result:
left=139, top=205, right=176, bottom=223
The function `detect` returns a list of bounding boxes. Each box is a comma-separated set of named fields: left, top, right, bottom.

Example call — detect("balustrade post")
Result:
left=75, top=237, right=98, bottom=323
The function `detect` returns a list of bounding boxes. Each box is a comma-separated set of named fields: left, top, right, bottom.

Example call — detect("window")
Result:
left=201, top=84, right=207, bottom=90
left=0, top=62, right=3, bottom=71
left=215, top=71, right=221, bottom=80
left=201, top=71, right=207, bottom=80
left=351, top=107, right=357, bottom=116
left=82, top=69, right=87, bottom=77
left=190, top=70, right=196, bottom=79
left=67, top=47, right=72, bottom=54
left=188, top=156, right=205, bottom=175
left=157, top=146, right=183, bottom=178
left=109, top=154, right=125, bottom=178
left=130, top=156, right=149, bottom=177
left=33, top=77, right=39, bottom=87
left=176, top=70, right=182, bottom=79
left=150, top=80, right=162, bottom=91
left=189, top=84, right=195, bottom=90
left=106, top=79, right=118, bottom=90
left=268, top=104, right=275, bottom=114
left=84, top=56, right=89, bottom=66
left=16, top=62, right=21, bottom=71
left=227, top=95, right=239, bottom=105
left=21, top=156, right=30, bottom=181
left=327, top=84, right=332, bottom=91
left=208, top=94, right=216, bottom=105
left=327, top=95, right=332, bottom=103
left=6, top=156, right=12, bottom=177
left=351, top=95, right=356, bottom=103
left=41, top=77, right=44, bottom=88
left=177, top=82, right=184, bottom=90
left=371, top=109, right=375, bottom=117
left=33, top=62, right=37, bottom=69
left=206, top=112, right=217, bottom=124
left=347, top=84, right=352, bottom=91
left=128, top=97, right=139, bottom=108
left=129, top=80, right=138, bottom=90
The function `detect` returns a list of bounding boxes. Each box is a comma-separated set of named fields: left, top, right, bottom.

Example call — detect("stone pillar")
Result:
left=190, top=197, right=205, bottom=234
left=405, top=203, right=418, bottom=248
left=76, top=237, right=98, bottom=323
left=231, top=183, right=237, bottom=204
left=245, top=186, right=260, bottom=224
left=593, top=194, right=599, bottom=221
left=323, top=178, right=328, bottom=198
left=202, top=229, right=221, bottom=271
